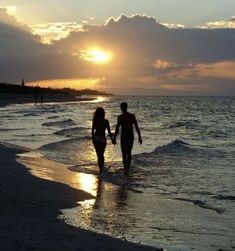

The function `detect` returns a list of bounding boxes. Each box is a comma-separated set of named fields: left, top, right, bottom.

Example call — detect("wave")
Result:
left=132, top=139, right=192, bottom=163
left=213, top=195, right=235, bottom=201
left=153, top=139, right=225, bottom=157
left=42, top=119, right=76, bottom=128
left=0, top=127, right=25, bottom=131
left=166, top=120, right=200, bottom=129
left=151, top=226, right=226, bottom=237
left=23, top=112, right=42, bottom=117
left=68, top=165, right=99, bottom=175
left=207, top=129, right=230, bottom=138
left=0, top=115, right=15, bottom=118
left=54, top=127, right=89, bottom=137
left=47, top=115, right=60, bottom=119
left=154, top=139, right=192, bottom=153
left=14, top=133, right=51, bottom=137
left=173, top=198, right=226, bottom=214
left=69, top=165, right=143, bottom=192
left=39, top=135, right=92, bottom=150
left=132, top=138, right=226, bottom=170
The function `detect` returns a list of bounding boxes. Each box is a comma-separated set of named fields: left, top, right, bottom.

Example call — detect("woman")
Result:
left=92, top=107, right=113, bottom=174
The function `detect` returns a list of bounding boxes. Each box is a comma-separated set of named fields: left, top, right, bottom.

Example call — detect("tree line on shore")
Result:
left=0, top=82, right=112, bottom=96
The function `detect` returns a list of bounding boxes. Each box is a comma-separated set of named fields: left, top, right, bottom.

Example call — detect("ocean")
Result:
left=0, top=96, right=234, bottom=251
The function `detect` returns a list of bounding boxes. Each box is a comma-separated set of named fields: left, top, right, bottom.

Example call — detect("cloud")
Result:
left=0, top=10, right=235, bottom=95
left=30, top=22, right=83, bottom=44
left=195, top=61, right=235, bottom=80
left=161, top=23, right=185, bottom=29
left=154, top=60, right=173, bottom=69
left=0, top=7, right=29, bottom=32
left=105, top=14, right=165, bottom=30
left=0, top=8, right=93, bottom=82
left=201, top=16, right=235, bottom=29
left=4, top=5, right=17, bottom=16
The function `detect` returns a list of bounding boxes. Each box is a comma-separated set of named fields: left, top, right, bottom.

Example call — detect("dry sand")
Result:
left=0, top=143, right=161, bottom=251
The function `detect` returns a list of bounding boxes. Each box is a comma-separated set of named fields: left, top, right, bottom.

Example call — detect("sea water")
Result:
left=0, top=96, right=234, bottom=250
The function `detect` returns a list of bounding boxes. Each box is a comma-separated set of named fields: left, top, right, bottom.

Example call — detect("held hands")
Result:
left=112, top=137, right=117, bottom=145
left=111, top=136, right=142, bottom=145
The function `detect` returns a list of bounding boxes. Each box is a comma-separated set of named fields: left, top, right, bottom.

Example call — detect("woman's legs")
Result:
left=94, top=142, right=106, bottom=174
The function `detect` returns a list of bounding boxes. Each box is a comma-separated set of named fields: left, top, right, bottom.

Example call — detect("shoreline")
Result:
left=0, top=93, right=94, bottom=107
left=0, top=143, right=161, bottom=251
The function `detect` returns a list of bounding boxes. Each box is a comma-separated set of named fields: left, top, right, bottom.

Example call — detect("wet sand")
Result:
left=0, top=143, right=161, bottom=251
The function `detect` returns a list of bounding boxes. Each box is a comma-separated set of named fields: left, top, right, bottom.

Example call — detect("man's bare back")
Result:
left=113, top=102, right=142, bottom=175
left=117, top=112, right=136, bottom=135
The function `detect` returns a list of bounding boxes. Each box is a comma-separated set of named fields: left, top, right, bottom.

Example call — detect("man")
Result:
left=113, top=102, right=142, bottom=175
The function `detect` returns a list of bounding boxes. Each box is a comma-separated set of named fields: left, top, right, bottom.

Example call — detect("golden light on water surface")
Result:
left=73, top=173, right=97, bottom=210
left=90, top=96, right=107, bottom=103
left=73, top=173, right=97, bottom=197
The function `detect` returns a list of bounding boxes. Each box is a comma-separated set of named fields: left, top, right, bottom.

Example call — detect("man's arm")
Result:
left=113, top=116, right=121, bottom=145
left=133, top=116, right=142, bottom=145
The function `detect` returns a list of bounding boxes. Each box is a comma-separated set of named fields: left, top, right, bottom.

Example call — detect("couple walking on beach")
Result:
left=92, top=102, right=142, bottom=176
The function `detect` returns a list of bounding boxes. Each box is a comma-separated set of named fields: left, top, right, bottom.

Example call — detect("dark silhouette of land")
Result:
left=0, top=82, right=113, bottom=106
left=0, top=82, right=112, bottom=96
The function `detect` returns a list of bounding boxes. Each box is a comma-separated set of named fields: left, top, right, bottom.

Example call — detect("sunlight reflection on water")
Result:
left=88, top=96, right=109, bottom=103
left=18, top=153, right=128, bottom=237
left=73, top=173, right=97, bottom=197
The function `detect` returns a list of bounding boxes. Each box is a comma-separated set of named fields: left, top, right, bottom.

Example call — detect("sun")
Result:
left=80, top=49, right=112, bottom=63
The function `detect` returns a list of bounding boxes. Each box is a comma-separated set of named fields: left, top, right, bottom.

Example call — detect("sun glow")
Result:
left=28, top=78, right=101, bottom=89
left=80, top=49, right=112, bottom=63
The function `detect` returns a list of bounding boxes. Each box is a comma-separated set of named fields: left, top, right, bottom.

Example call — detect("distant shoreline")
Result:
left=0, top=82, right=113, bottom=107
left=0, top=93, right=95, bottom=107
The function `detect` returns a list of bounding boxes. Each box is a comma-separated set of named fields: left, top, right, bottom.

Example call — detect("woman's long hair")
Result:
left=93, top=107, right=105, bottom=122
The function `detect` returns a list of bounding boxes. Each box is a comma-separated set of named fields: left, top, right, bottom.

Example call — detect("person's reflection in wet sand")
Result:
left=92, top=178, right=105, bottom=210
left=116, top=185, right=129, bottom=208
left=93, top=177, right=130, bottom=209
left=89, top=177, right=130, bottom=233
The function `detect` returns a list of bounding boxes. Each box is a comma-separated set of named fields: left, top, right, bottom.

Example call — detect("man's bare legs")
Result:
left=121, top=151, right=132, bottom=175
left=121, top=135, right=134, bottom=176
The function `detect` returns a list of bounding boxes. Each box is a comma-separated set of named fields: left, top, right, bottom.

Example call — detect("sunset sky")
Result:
left=0, top=0, right=235, bottom=95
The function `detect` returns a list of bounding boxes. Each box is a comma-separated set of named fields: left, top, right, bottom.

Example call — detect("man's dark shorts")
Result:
left=121, top=133, right=134, bottom=153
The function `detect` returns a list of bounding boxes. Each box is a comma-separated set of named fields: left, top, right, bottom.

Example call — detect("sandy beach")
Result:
left=0, top=143, right=161, bottom=251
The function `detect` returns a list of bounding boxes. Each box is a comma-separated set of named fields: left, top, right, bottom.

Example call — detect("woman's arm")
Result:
left=92, top=120, right=95, bottom=140
left=106, top=119, right=113, bottom=140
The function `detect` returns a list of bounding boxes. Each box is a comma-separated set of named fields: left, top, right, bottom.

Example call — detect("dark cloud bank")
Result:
left=0, top=8, right=235, bottom=95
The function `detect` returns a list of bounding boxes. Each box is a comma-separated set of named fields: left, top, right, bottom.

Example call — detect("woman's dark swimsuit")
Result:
left=93, top=134, right=107, bottom=145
